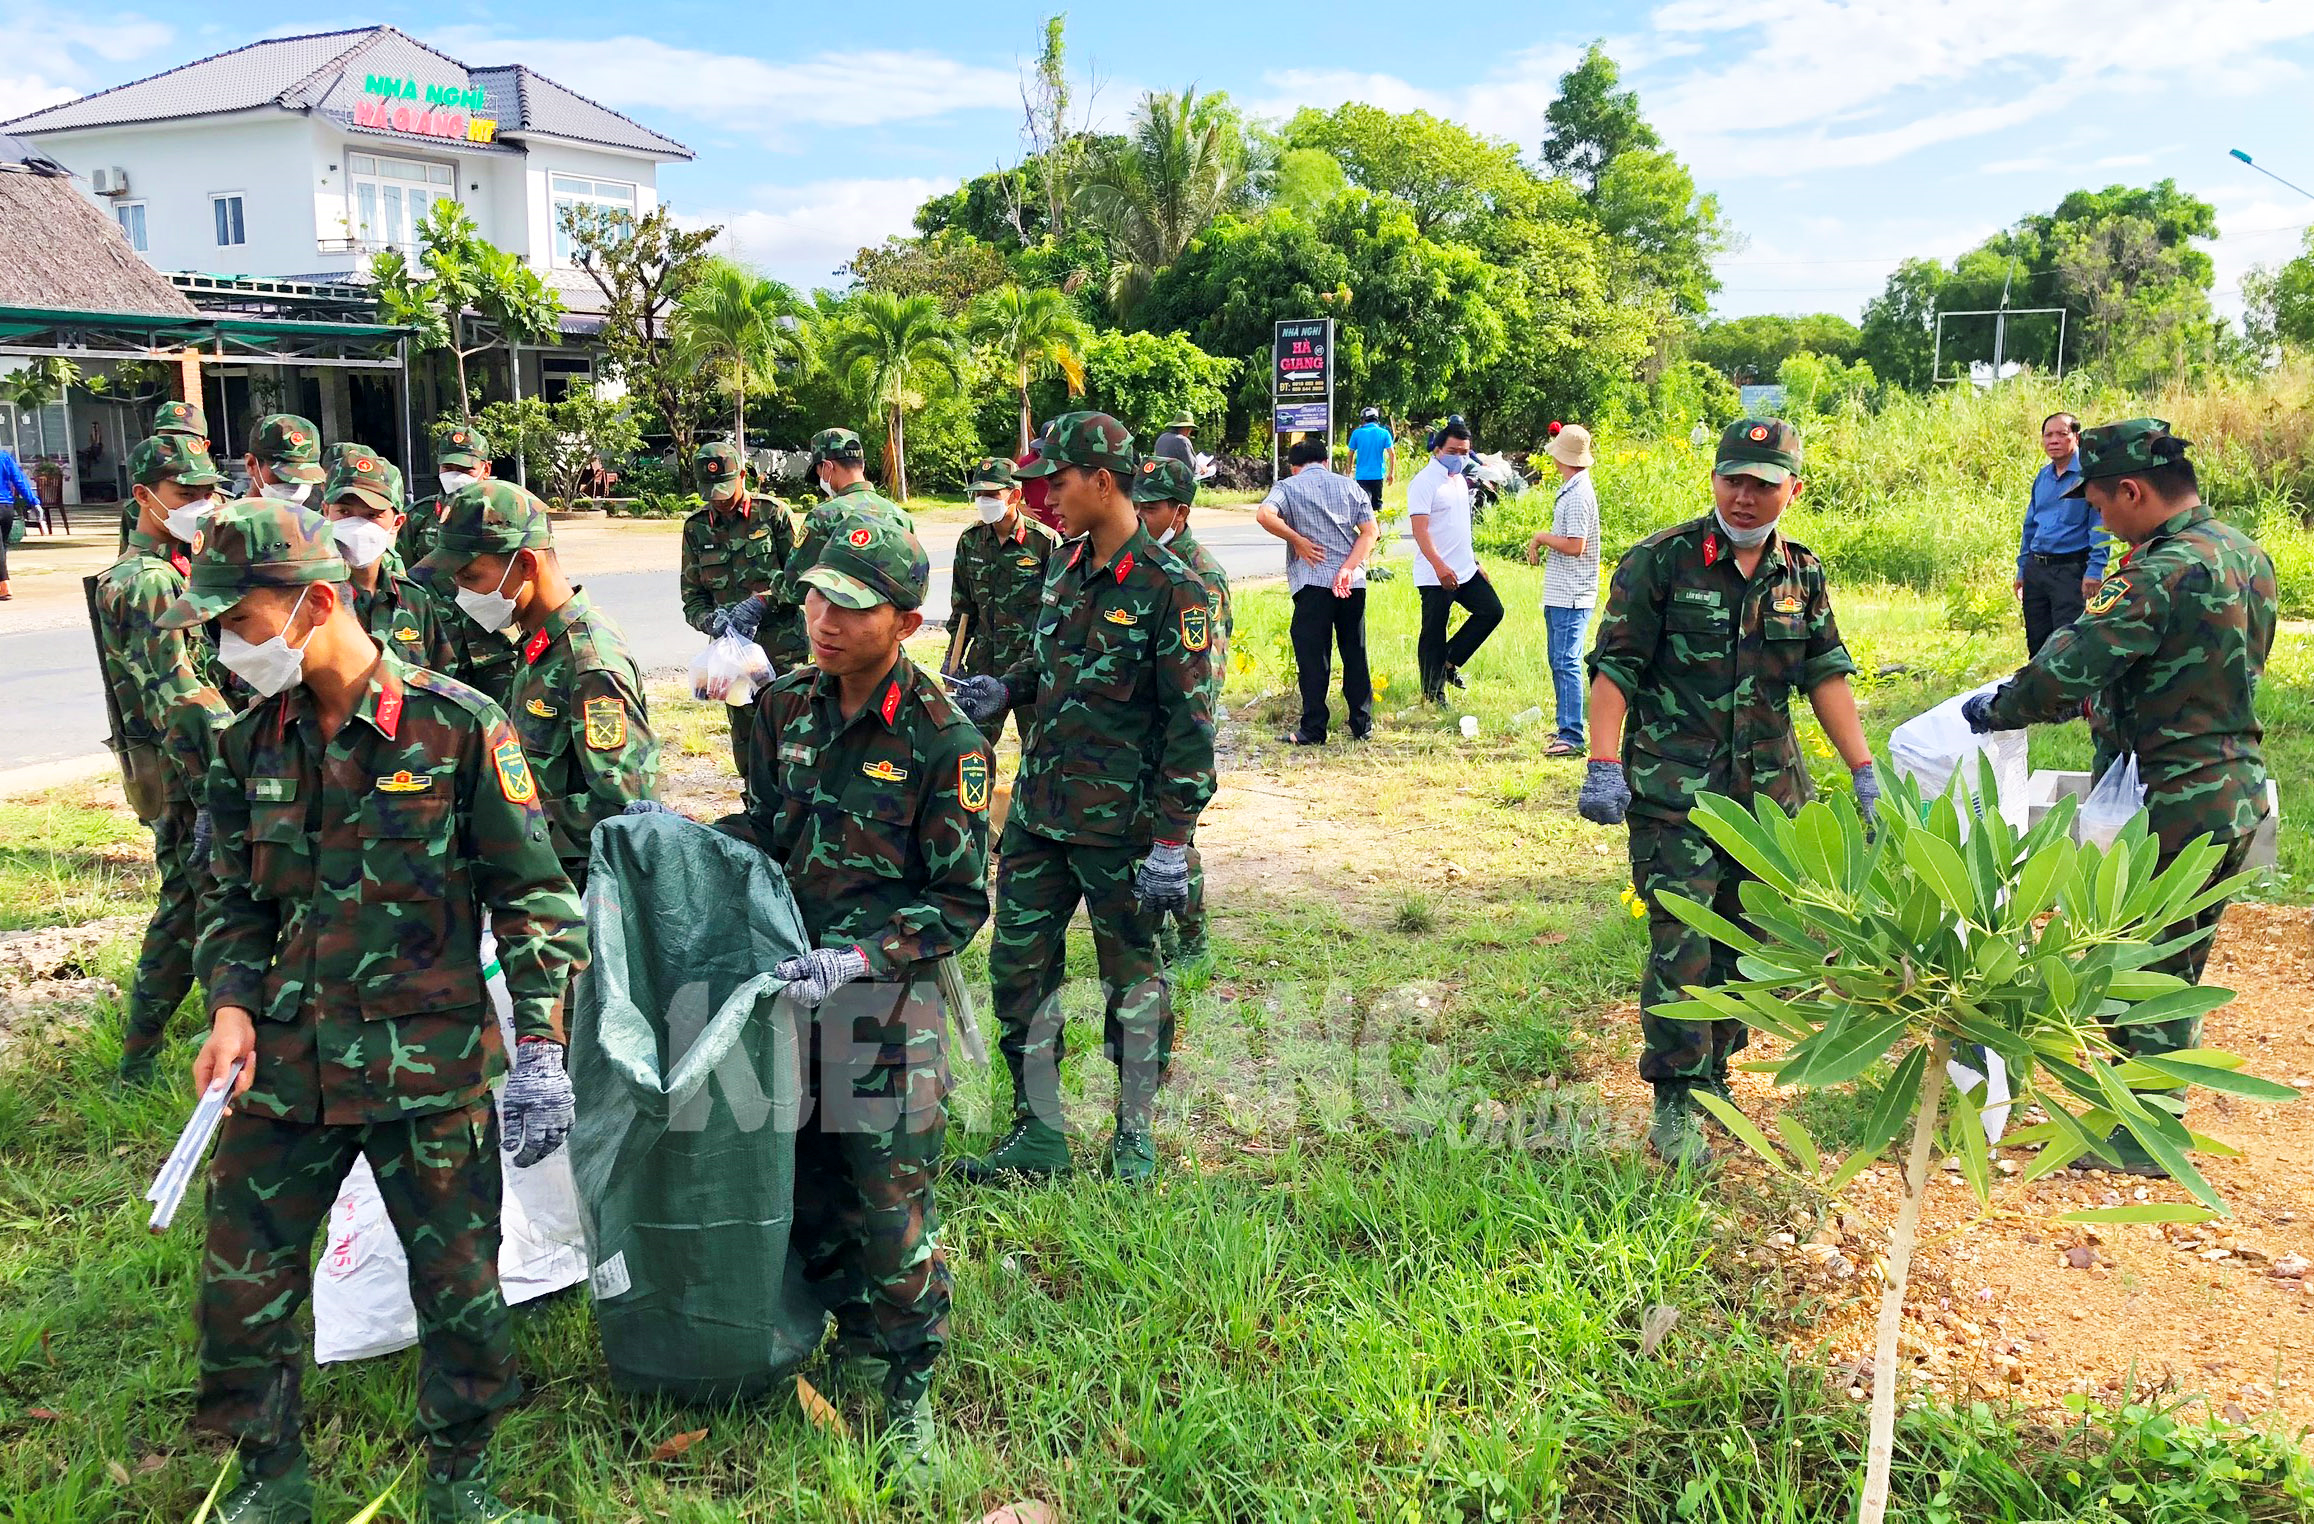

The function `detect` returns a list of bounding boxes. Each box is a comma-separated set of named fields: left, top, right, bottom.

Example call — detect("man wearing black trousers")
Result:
left=1257, top=438, right=1381, bottom=743
left=1408, top=416, right=1503, bottom=702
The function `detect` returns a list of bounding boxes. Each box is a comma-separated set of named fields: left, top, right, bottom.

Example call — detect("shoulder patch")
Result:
left=1180, top=601, right=1211, bottom=652
left=582, top=694, right=628, bottom=751
left=2083, top=578, right=2127, bottom=617
left=403, top=665, right=492, bottom=715
left=492, top=737, right=537, bottom=804
left=957, top=750, right=990, bottom=812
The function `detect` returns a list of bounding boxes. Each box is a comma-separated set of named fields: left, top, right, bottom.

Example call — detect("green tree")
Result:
left=1593, top=148, right=1727, bottom=316
left=1692, top=313, right=1863, bottom=383
left=819, top=290, right=963, bottom=502
left=474, top=392, right=643, bottom=507
left=1858, top=257, right=1949, bottom=390
left=1078, top=329, right=1237, bottom=440
left=674, top=258, right=807, bottom=451
left=562, top=203, right=722, bottom=486
left=967, top=283, right=1090, bottom=452
left=1283, top=103, right=1532, bottom=235
left=1775, top=350, right=1875, bottom=414
left=2242, top=226, right=2314, bottom=355
left=1269, top=146, right=1349, bottom=217
left=1542, top=42, right=1661, bottom=193
left=846, top=227, right=1014, bottom=310
left=374, top=199, right=563, bottom=424
left=1076, top=87, right=1250, bottom=316
left=2051, top=213, right=2219, bottom=387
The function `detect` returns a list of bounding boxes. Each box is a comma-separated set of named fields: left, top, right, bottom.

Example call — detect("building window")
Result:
left=212, top=194, right=246, bottom=247
left=348, top=152, right=454, bottom=254
left=551, top=174, right=636, bottom=264
left=115, top=201, right=147, bottom=252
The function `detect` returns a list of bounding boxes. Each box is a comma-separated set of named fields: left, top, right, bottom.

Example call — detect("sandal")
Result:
left=1542, top=739, right=1581, bottom=758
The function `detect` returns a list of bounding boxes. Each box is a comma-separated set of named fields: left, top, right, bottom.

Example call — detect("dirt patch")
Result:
left=0, top=915, right=136, bottom=1057
left=1590, top=902, right=2314, bottom=1429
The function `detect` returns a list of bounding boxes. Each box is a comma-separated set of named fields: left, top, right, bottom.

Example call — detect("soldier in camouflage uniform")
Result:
left=422, top=482, right=658, bottom=890
left=681, top=441, right=802, bottom=795
left=949, top=413, right=1217, bottom=1185
left=1580, top=419, right=1877, bottom=1167
left=321, top=449, right=460, bottom=676
left=242, top=414, right=328, bottom=505
left=781, top=428, right=915, bottom=612
left=1131, top=456, right=1230, bottom=972
left=95, top=435, right=235, bottom=1079
left=164, top=500, right=584, bottom=1524
left=700, top=515, right=988, bottom=1488
left=947, top=455, right=1062, bottom=747
left=1967, top=421, right=2275, bottom=1163
left=119, top=399, right=213, bottom=547
left=399, top=423, right=492, bottom=567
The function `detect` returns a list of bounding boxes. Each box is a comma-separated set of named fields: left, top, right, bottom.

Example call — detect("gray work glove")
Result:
left=699, top=606, right=733, bottom=640
left=944, top=673, right=1010, bottom=728
left=775, top=945, right=870, bottom=1008
left=501, top=1040, right=575, bottom=1167
left=723, top=595, right=768, bottom=642
left=1960, top=691, right=1999, bottom=734
left=1133, top=839, right=1192, bottom=915
left=1851, top=761, right=1881, bottom=824
left=622, top=799, right=676, bottom=816
left=190, top=807, right=214, bottom=866
left=1577, top=760, right=1631, bottom=826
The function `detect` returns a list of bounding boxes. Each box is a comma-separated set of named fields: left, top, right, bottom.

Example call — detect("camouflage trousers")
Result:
left=795, top=978, right=950, bottom=1405
left=1629, top=818, right=1751, bottom=1086
left=989, top=823, right=1172, bottom=1131
left=196, top=1103, right=513, bottom=1480
left=124, top=797, right=207, bottom=1059
left=2131, top=831, right=2253, bottom=1056
left=727, top=699, right=757, bottom=810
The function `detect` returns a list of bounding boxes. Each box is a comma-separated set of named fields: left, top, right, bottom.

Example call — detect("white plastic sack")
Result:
left=1887, top=681, right=2029, bottom=833
left=691, top=634, right=772, bottom=708
left=2077, top=756, right=2145, bottom=851
left=311, top=936, right=590, bottom=1365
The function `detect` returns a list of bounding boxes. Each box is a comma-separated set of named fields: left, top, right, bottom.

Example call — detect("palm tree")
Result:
left=819, top=291, right=962, bottom=503
left=968, top=284, right=1090, bottom=453
left=673, top=259, right=805, bottom=450
left=1075, top=87, right=1248, bottom=316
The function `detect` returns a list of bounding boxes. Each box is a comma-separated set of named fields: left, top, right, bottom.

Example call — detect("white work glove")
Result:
left=775, top=945, right=870, bottom=1008
left=501, top=1039, right=575, bottom=1167
left=1133, top=839, right=1192, bottom=915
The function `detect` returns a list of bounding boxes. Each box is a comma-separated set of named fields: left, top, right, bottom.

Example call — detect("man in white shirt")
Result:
left=1407, top=416, right=1502, bottom=703
left=1527, top=424, right=1603, bottom=757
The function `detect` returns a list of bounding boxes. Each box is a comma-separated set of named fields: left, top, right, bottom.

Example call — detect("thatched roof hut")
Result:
left=0, top=134, right=197, bottom=319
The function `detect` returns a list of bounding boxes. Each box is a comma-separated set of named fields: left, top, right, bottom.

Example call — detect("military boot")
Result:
left=1108, top=1124, right=1158, bottom=1185
left=876, top=1389, right=940, bottom=1495
left=217, top=1451, right=312, bottom=1524
left=423, top=1475, right=556, bottom=1524
left=953, top=1113, right=1071, bottom=1183
left=832, top=1348, right=892, bottom=1402
left=117, top=1043, right=161, bottom=1085
left=1695, top=1072, right=1737, bottom=1131
left=1648, top=1085, right=1710, bottom=1169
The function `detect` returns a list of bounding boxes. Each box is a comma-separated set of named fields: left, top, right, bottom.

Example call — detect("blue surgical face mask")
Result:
left=1438, top=452, right=1470, bottom=475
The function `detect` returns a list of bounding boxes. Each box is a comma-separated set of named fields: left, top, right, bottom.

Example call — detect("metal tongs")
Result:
left=145, top=1060, right=246, bottom=1232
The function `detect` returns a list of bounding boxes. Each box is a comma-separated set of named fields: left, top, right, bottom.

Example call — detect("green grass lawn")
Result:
left=2, top=560, right=2309, bottom=1520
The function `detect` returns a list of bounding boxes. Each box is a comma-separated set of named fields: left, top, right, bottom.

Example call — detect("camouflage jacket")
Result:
left=681, top=496, right=806, bottom=669
left=1587, top=515, right=1858, bottom=823
left=721, top=656, right=990, bottom=978
left=783, top=482, right=915, bottom=605
left=395, top=492, right=446, bottom=565
left=1169, top=525, right=1233, bottom=700
left=949, top=512, right=1063, bottom=677
left=198, top=651, right=586, bottom=1125
left=93, top=531, right=233, bottom=798
left=503, top=589, right=660, bottom=878
left=1002, top=525, right=1218, bottom=845
left=1986, top=503, right=2276, bottom=852
left=354, top=561, right=459, bottom=677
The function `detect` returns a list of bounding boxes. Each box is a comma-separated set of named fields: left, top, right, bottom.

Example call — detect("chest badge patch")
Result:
left=583, top=696, right=627, bottom=751
left=392, top=625, right=420, bottom=642
left=525, top=698, right=559, bottom=719
left=375, top=769, right=433, bottom=794
left=862, top=759, right=909, bottom=783
left=1103, top=608, right=1139, bottom=627
left=1772, top=593, right=1804, bottom=614
left=1180, top=602, right=1212, bottom=652
left=492, top=739, right=537, bottom=804
left=779, top=742, right=816, bottom=765
left=2084, top=578, right=2127, bottom=617
left=1016, top=555, right=1040, bottom=570
left=249, top=776, right=295, bottom=803
left=958, top=750, right=990, bottom=811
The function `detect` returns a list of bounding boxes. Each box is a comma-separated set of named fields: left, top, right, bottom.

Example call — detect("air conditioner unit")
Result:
left=91, top=167, right=129, bottom=196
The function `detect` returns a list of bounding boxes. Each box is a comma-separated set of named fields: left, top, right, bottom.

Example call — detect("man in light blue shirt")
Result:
left=1347, top=407, right=1395, bottom=514
left=2015, top=410, right=2108, bottom=655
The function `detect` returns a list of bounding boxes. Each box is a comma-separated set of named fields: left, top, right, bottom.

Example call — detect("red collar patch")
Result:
left=375, top=682, right=403, bottom=740
left=1703, top=532, right=1720, bottom=567
left=1068, top=542, right=1084, bottom=570
left=524, top=628, right=550, bottom=665
left=880, top=680, right=901, bottom=726
left=1115, top=551, right=1134, bottom=583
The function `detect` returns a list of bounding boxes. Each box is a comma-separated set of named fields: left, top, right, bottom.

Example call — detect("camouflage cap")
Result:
left=697, top=440, right=747, bottom=500
left=153, top=400, right=208, bottom=439
left=809, top=427, right=866, bottom=466
left=159, top=499, right=347, bottom=628
left=416, top=479, right=556, bottom=574
left=325, top=448, right=402, bottom=515
left=799, top=514, right=930, bottom=611
left=1714, top=417, right=1803, bottom=483
left=965, top=456, right=1019, bottom=493
left=2063, top=417, right=2185, bottom=498
left=1131, top=455, right=1196, bottom=507
left=130, top=434, right=225, bottom=490
left=437, top=424, right=490, bottom=470
left=251, top=414, right=326, bottom=483
left=1014, top=410, right=1136, bottom=478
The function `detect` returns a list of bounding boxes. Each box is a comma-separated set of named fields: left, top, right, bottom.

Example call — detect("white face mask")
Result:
left=1155, top=525, right=1178, bottom=546
left=217, top=586, right=314, bottom=698
left=330, top=517, right=393, bottom=569
left=974, top=495, right=1008, bottom=524
left=439, top=469, right=476, bottom=495
left=454, top=558, right=521, bottom=632
left=1714, top=509, right=1775, bottom=549
left=260, top=481, right=311, bottom=504
left=163, top=498, right=213, bottom=543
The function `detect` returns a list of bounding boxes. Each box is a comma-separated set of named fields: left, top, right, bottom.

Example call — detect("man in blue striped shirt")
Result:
left=2015, top=411, right=2108, bottom=654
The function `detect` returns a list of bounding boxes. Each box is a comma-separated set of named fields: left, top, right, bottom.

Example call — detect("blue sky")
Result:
left=11, top=0, right=2314, bottom=323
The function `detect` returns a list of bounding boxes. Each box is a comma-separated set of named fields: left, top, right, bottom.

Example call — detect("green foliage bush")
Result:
left=605, top=491, right=700, bottom=520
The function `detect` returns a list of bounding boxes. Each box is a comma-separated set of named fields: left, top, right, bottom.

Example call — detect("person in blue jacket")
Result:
left=0, top=444, right=42, bottom=598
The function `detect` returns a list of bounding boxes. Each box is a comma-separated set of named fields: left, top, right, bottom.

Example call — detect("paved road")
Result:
left=1, top=515, right=1293, bottom=771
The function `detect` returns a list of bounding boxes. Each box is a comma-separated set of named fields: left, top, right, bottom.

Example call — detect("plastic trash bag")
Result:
left=1888, top=681, right=2029, bottom=832
left=2077, top=756, right=2145, bottom=851
left=691, top=634, right=773, bottom=707
left=313, top=934, right=589, bottom=1364
left=570, top=812, right=826, bottom=1399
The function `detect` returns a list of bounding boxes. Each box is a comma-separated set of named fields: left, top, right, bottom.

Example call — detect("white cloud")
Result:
left=2093, top=153, right=2153, bottom=168
left=0, top=1, right=174, bottom=123
left=1249, top=42, right=1583, bottom=145
left=692, top=177, right=953, bottom=290
left=1984, top=156, right=2061, bottom=176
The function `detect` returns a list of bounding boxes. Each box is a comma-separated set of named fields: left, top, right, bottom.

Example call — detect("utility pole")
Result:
left=1992, top=256, right=2016, bottom=374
